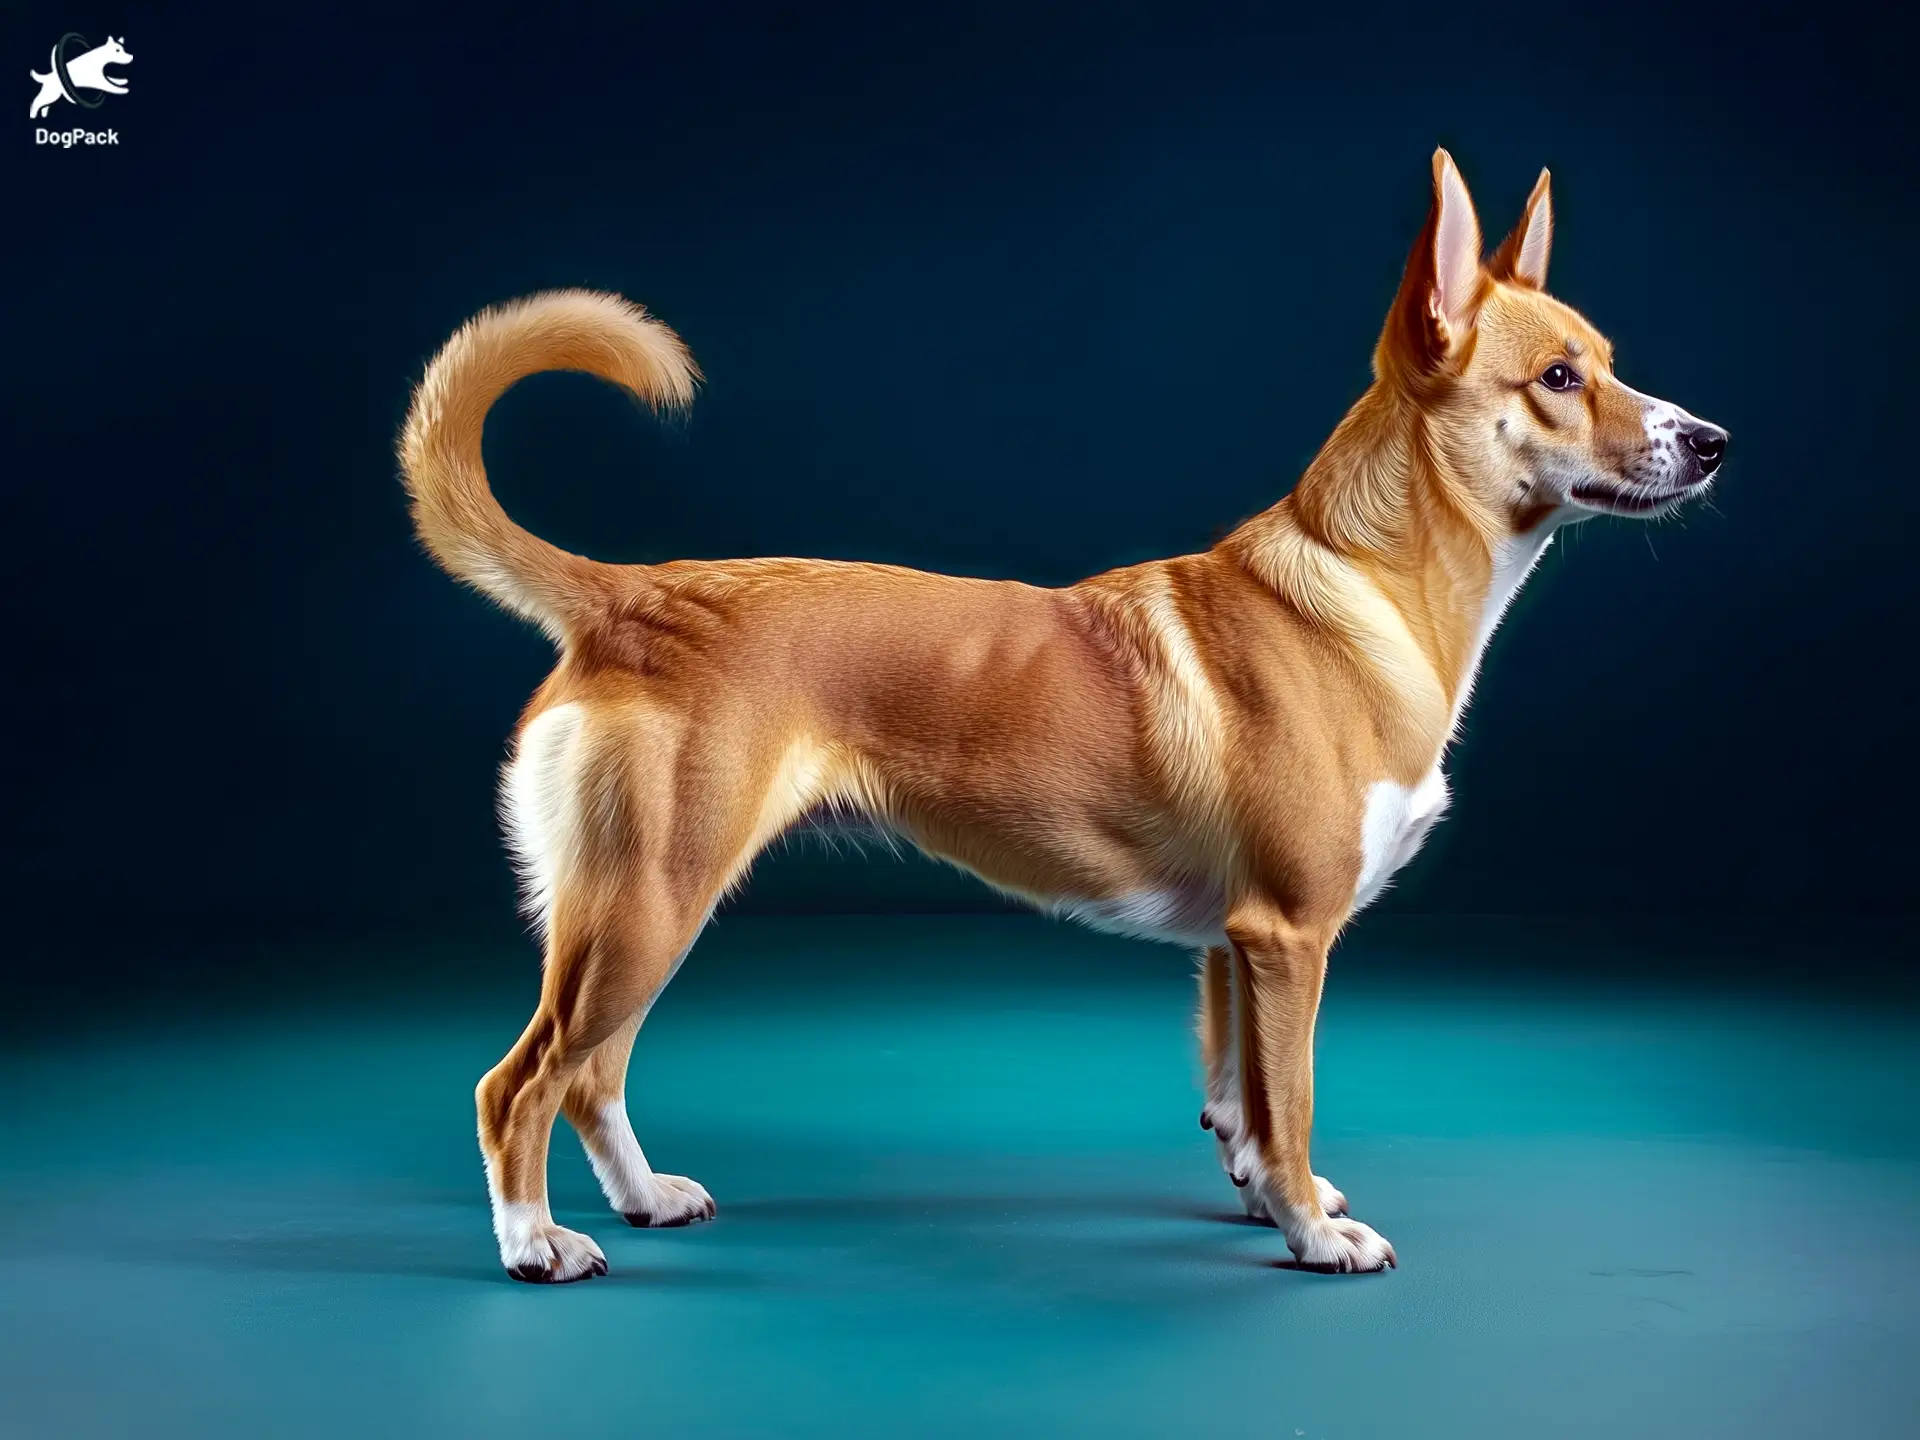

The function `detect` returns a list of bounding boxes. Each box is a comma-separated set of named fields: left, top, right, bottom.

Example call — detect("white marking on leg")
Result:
left=1201, top=948, right=1253, bottom=1199
left=584, top=1100, right=656, bottom=1212
left=500, top=703, right=586, bottom=938
left=582, top=1098, right=714, bottom=1226
left=1204, top=963, right=1351, bottom=1225
left=1223, top=1144, right=1385, bottom=1267
left=484, top=1157, right=606, bottom=1281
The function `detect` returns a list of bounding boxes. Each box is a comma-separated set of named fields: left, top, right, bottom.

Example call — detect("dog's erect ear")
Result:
left=1382, top=148, right=1484, bottom=372
left=1489, top=169, right=1552, bottom=289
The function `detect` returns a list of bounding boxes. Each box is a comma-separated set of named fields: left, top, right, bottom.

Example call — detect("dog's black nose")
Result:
left=1684, top=422, right=1728, bottom=475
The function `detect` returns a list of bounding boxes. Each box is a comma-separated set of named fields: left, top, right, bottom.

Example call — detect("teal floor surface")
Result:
left=1, top=916, right=1915, bottom=1437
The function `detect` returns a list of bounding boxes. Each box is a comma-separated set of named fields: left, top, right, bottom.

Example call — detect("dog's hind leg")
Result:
left=476, top=889, right=706, bottom=1283
left=562, top=1009, right=716, bottom=1228
left=478, top=704, right=826, bottom=1281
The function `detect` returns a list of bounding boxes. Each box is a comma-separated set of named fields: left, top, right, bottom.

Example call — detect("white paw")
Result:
left=1200, top=1091, right=1244, bottom=1142
left=1201, top=1089, right=1248, bottom=1171
left=1216, top=1136, right=1277, bottom=1223
left=621, top=1173, right=717, bottom=1228
left=1205, top=1107, right=1347, bottom=1226
left=1237, top=1170, right=1269, bottom=1219
left=582, top=1102, right=717, bottom=1227
left=1282, top=1212, right=1396, bottom=1273
left=1204, top=1102, right=1274, bottom=1219
left=1226, top=1138, right=1270, bottom=1219
left=496, top=1204, right=608, bottom=1284
left=1314, top=1174, right=1349, bottom=1219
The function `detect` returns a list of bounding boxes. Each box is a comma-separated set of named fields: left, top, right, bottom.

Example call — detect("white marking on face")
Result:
left=1354, top=768, right=1449, bottom=911
left=1611, top=378, right=1699, bottom=490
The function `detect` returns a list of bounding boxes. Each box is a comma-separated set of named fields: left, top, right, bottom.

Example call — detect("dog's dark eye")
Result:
left=1539, top=362, right=1578, bottom=392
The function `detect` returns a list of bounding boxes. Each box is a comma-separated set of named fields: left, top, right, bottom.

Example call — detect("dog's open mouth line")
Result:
left=1570, top=482, right=1686, bottom=515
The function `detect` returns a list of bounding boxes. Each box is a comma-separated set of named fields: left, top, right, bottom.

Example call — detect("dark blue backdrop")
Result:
left=7, top=0, right=1915, bottom=951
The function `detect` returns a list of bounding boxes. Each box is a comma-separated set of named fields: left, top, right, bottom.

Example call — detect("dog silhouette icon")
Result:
left=29, top=34, right=132, bottom=119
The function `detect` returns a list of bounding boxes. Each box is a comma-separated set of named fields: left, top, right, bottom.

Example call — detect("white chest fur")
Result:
left=1449, top=530, right=1556, bottom=733
left=1354, top=769, right=1450, bottom=912
left=1345, top=527, right=1555, bottom=913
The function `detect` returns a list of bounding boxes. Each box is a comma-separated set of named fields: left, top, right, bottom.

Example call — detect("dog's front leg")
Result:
left=1199, top=944, right=1349, bottom=1223
left=1226, top=903, right=1393, bottom=1272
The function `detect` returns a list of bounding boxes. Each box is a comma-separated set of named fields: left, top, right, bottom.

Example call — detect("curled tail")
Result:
left=399, top=290, right=700, bottom=636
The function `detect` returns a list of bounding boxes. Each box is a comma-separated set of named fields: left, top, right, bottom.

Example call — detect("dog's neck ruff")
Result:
left=1223, top=392, right=1557, bottom=769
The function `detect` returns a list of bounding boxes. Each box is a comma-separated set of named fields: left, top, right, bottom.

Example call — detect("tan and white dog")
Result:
left=400, top=150, right=1727, bottom=1282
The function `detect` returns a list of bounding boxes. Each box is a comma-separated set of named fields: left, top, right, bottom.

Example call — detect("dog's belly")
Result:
left=1353, top=768, right=1449, bottom=912
left=1055, top=769, right=1448, bottom=942
left=1052, top=876, right=1228, bottom=947
left=788, top=800, right=1228, bottom=944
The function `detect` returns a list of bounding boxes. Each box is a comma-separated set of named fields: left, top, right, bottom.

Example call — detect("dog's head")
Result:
left=99, top=36, right=132, bottom=65
left=1376, top=150, right=1726, bottom=525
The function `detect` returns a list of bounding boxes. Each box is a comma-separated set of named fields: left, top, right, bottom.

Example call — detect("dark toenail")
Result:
left=1200, top=1110, right=1213, bottom=1131
left=623, top=1212, right=649, bottom=1228
left=590, top=1256, right=608, bottom=1275
left=1232, top=1172, right=1249, bottom=1188
left=508, top=1262, right=553, bottom=1284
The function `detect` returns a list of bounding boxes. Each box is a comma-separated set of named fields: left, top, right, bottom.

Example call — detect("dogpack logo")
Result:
left=29, top=32, right=131, bottom=147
